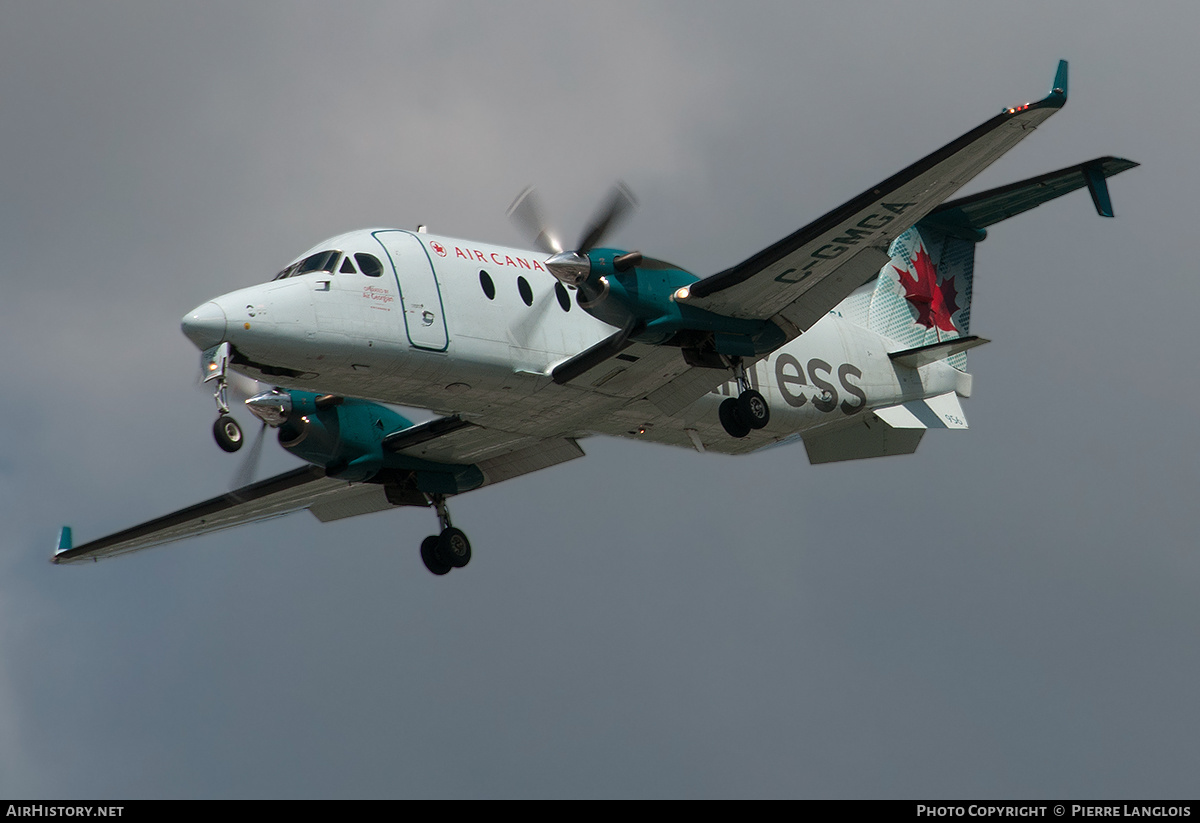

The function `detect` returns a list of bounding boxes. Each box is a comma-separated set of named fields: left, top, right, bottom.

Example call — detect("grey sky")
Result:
left=1, top=1, right=1195, bottom=798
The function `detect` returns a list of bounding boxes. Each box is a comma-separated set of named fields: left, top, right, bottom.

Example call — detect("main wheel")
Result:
left=737, top=389, right=770, bottom=430
left=719, top=398, right=751, bottom=438
left=421, top=535, right=451, bottom=576
left=213, top=415, right=244, bottom=452
left=437, top=527, right=472, bottom=568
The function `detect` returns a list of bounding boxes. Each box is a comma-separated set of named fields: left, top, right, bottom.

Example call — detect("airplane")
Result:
left=53, top=60, right=1136, bottom=575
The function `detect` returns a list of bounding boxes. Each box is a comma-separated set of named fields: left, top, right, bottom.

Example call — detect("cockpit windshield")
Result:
left=273, top=250, right=342, bottom=280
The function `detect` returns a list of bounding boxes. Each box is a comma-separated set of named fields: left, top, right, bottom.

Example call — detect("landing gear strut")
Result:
left=719, top=357, right=770, bottom=438
left=420, top=494, right=472, bottom=576
left=204, top=342, right=244, bottom=452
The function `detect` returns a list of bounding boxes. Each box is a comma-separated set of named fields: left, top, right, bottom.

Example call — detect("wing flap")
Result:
left=309, top=484, right=403, bottom=523
left=475, top=438, right=585, bottom=485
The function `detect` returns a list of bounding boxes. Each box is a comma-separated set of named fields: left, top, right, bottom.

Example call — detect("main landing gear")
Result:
left=420, top=494, right=472, bottom=576
left=719, top=358, right=770, bottom=439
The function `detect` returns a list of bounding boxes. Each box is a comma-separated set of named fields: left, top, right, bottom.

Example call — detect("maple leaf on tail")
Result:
left=893, top=245, right=960, bottom=333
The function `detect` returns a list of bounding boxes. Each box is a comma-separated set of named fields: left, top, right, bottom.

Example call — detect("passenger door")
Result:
left=372, top=231, right=449, bottom=351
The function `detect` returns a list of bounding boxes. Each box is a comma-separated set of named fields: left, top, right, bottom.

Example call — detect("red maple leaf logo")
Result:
left=893, top=245, right=960, bottom=333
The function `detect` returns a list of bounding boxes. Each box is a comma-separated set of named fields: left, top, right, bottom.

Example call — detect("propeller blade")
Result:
left=227, top=372, right=262, bottom=402
left=576, top=182, right=637, bottom=253
left=509, top=286, right=560, bottom=347
left=231, top=421, right=267, bottom=490
left=506, top=185, right=562, bottom=254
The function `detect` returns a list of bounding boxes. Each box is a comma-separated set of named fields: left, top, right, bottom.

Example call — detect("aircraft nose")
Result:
left=181, top=301, right=227, bottom=350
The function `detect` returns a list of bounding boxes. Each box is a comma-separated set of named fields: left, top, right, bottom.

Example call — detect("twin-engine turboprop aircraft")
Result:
left=54, top=61, right=1136, bottom=575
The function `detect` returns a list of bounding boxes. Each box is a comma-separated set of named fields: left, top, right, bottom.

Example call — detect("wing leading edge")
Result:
left=685, top=61, right=1071, bottom=339
left=53, top=466, right=348, bottom=564
left=55, top=418, right=586, bottom=565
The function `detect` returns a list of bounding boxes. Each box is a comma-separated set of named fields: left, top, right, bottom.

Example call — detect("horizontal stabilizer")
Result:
left=889, top=336, right=989, bottom=369
left=872, top=392, right=968, bottom=430
left=921, top=156, right=1138, bottom=238
left=803, top=420, right=924, bottom=464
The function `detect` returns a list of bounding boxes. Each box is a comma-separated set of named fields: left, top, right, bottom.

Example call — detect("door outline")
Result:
left=372, top=230, right=449, bottom=351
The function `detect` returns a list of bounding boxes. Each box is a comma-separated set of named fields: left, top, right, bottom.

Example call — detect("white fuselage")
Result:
left=192, top=228, right=969, bottom=455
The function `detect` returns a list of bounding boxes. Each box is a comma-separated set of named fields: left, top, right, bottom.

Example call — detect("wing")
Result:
left=683, top=61, right=1071, bottom=339
left=54, top=466, right=356, bottom=564
left=55, top=419, right=585, bottom=564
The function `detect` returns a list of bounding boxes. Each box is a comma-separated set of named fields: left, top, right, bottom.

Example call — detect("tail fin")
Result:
left=868, top=224, right=977, bottom=370
left=836, top=156, right=1137, bottom=371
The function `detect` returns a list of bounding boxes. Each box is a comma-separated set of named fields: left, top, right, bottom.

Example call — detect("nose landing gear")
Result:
left=719, top=358, right=770, bottom=438
left=203, top=342, right=244, bottom=452
left=420, top=494, right=472, bottom=576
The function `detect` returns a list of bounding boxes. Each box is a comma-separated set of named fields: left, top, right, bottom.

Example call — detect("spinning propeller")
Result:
left=507, top=182, right=640, bottom=294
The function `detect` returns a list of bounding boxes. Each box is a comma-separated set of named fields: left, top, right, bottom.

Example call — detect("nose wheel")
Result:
left=420, top=495, right=472, bottom=575
left=719, top=359, right=770, bottom=438
left=213, top=415, right=244, bottom=452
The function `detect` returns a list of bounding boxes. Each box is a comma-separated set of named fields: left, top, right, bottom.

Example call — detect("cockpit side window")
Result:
left=296, top=250, right=341, bottom=275
left=355, top=253, right=384, bottom=277
left=339, top=257, right=358, bottom=274
left=272, top=250, right=342, bottom=281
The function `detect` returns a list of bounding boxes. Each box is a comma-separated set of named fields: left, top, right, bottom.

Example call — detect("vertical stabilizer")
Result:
left=865, top=225, right=977, bottom=371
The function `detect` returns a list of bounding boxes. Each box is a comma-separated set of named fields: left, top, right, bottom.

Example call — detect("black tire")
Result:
left=437, top=527, right=472, bottom=568
left=719, top=398, right=751, bottom=438
left=421, top=535, right=451, bottom=576
left=213, top=415, right=244, bottom=452
left=737, top=389, right=770, bottom=430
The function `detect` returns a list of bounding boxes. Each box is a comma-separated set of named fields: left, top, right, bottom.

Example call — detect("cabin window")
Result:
left=555, top=282, right=571, bottom=312
left=479, top=270, right=495, bottom=300
left=517, top=276, right=533, bottom=307
left=339, top=257, right=358, bottom=274
left=355, top=253, right=384, bottom=277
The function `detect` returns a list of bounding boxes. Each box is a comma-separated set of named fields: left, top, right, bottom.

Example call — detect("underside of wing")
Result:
left=381, top=414, right=586, bottom=488
left=53, top=466, right=364, bottom=563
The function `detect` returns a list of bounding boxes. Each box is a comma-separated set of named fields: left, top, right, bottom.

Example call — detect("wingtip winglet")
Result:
left=1083, top=162, right=1115, bottom=217
left=1048, top=59, right=1069, bottom=105
left=53, top=526, right=72, bottom=562
left=1003, top=60, right=1067, bottom=115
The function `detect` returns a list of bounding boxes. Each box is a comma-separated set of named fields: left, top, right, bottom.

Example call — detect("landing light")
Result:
left=673, top=286, right=690, bottom=302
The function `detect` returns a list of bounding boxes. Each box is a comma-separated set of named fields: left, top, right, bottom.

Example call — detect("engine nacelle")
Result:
left=276, top=391, right=413, bottom=482
left=571, top=249, right=786, bottom=355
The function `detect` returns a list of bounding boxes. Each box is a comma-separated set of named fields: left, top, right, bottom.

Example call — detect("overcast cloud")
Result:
left=0, top=1, right=1195, bottom=799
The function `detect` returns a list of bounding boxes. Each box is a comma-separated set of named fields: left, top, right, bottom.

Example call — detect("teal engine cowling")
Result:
left=275, top=392, right=409, bottom=482
left=514, top=184, right=784, bottom=358
left=553, top=248, right=786, bottom=356
left=248, top=390, right=484, bottom=494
